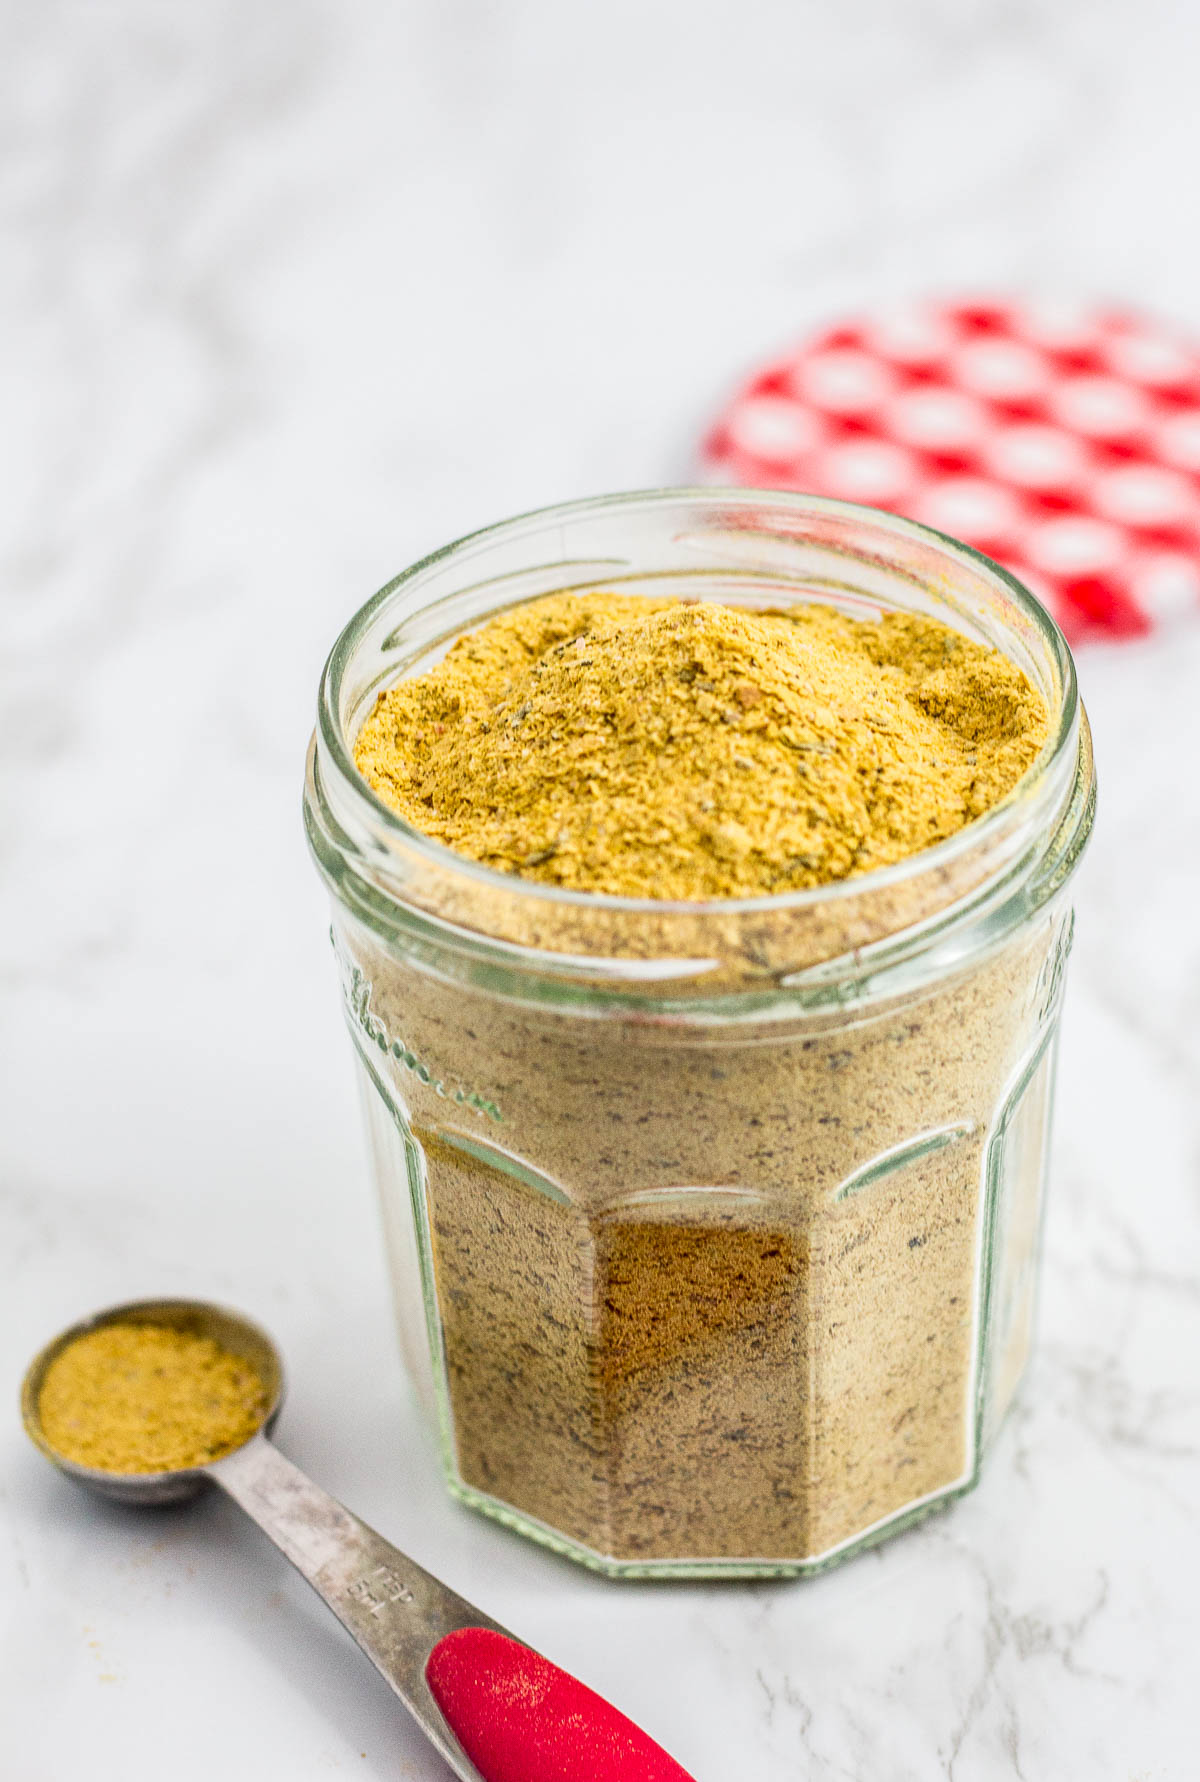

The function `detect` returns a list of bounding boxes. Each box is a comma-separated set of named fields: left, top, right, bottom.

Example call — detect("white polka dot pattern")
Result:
left=701, top=300, right=1200, bottom=637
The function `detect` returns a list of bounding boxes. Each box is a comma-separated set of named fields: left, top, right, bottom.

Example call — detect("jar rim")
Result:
left=307, top=488, right=1090, bottom=993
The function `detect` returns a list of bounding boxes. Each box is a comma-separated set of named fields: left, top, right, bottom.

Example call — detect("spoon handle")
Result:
left=211, top=1434, right=695, bottom=1782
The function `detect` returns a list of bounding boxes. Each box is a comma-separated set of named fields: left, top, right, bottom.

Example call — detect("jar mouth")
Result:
left=307, top=489, right=1089, bottom=992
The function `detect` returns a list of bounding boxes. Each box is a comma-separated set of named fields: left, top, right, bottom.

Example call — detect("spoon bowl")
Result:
left=20, top=1296, right=284, bottom=1506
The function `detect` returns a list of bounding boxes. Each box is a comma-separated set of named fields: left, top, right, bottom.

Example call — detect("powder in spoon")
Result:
left=38, top=1323, right=268, bottom=1474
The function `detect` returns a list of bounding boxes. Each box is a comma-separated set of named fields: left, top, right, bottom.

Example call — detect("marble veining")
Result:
left=3, top=2, right=1198, bottom=1776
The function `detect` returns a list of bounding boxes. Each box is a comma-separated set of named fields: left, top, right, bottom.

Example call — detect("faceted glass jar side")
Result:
left=331, top=902, right=1072, bottom=1573
left=304, top=490, right=1095, bottom=1579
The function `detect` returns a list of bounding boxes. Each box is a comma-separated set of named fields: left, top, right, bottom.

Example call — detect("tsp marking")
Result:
left=349, top=1564, right=415, bottom=1615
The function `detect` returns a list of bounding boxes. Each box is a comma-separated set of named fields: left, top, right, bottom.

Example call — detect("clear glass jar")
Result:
left=304, top=490, right=1095, bottom=1579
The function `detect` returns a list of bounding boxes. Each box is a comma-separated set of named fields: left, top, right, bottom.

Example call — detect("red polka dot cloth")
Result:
left=701, top=300, right=1200, bottom=640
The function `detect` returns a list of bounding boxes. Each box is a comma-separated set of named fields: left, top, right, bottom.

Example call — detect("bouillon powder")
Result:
left=343, top=591, right=1061, bottom=1566
left=353, top=593, right=1047, bottom=899
left=38, top=1323, right=267, bottom=1474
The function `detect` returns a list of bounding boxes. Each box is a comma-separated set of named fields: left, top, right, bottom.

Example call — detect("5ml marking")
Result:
left=349, top=1564, right=415, bottom=1615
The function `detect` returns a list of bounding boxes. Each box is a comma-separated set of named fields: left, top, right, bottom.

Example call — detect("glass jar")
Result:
left=304, top=490, right=1095, bottom=1579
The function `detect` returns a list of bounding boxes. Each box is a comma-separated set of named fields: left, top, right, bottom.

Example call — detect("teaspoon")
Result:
left=21, top=1296, right=696, bottom=1782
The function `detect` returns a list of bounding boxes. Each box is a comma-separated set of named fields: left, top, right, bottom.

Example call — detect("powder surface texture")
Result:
left=353, top=594, right=1048, bottom=899
left=38, top=1323, right=268, bottom=1474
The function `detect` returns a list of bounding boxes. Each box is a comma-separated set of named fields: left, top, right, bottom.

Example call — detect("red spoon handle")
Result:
left=426, top=1626, right=698, bottom=1782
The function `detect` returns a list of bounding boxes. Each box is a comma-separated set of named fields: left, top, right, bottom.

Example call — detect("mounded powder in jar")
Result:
left=353, top=594, right=1047, bottom=899
left=341, top=590, right=1067, bottom=1569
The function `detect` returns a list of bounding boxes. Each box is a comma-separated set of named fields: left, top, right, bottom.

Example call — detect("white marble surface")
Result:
left=3, top=2, right=1199, bottom=1776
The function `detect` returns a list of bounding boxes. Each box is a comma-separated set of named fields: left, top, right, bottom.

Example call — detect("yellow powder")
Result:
left=38, top=1324, right=268, bottom=1474
left=354, top=593, right=1049, bottom=900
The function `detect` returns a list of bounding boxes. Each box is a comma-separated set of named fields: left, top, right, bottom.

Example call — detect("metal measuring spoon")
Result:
left=21, top=1297, right=695, bottom=1782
